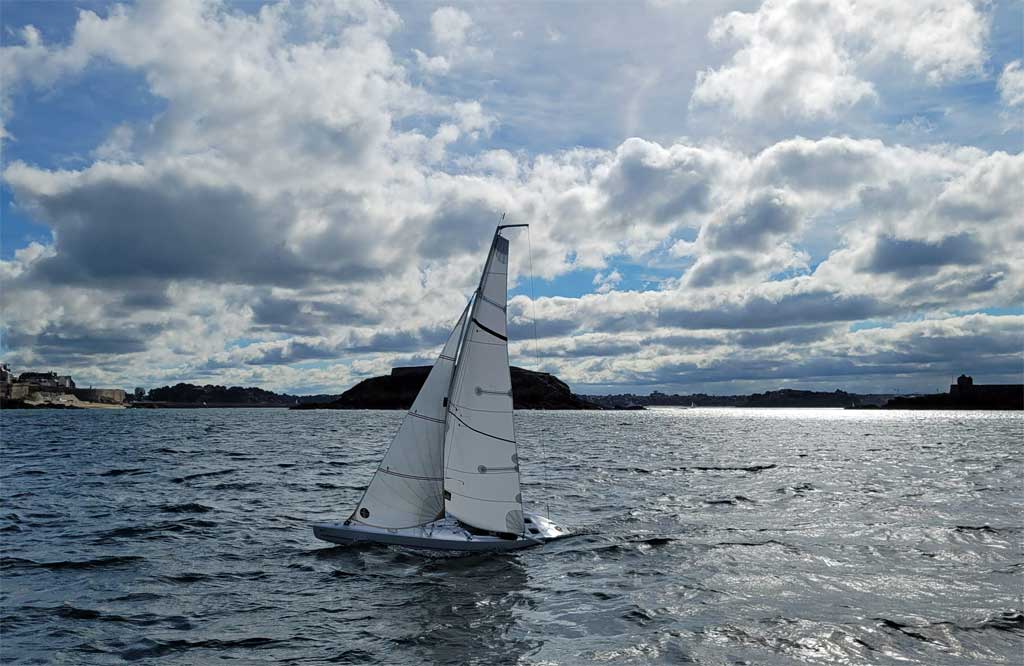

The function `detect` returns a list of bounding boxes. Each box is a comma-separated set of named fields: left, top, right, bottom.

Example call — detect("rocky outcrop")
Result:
left=137, top=383, right=338, bottom=407
left=292, top=366, right=601, bottom=410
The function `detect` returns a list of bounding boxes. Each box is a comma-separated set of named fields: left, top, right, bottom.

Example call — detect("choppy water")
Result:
left=1, top=407, right=1021, bottom=664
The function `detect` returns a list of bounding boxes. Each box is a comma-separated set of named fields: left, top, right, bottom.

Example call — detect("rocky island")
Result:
left=292, top=365, right=601, bottom=410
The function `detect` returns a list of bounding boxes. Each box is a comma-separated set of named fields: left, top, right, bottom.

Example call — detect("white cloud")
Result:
left=593, top=270, right=623, bottom=294
left=998, top=60, right=1024, bottom=108
left=414, top=48, right=450, bottom=74
left=414, top=5, right=490, bottom=74
left=692, top=0, right=990, bottom=119
left=431, top=6, right=473, bottom=49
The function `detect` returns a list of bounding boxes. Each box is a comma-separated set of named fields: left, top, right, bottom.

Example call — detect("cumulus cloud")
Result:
left=0, top=1, right=1019, bottom=394
left=692, top=0, right=991, bottom=119
left=413, top=5, right=490, bottom=74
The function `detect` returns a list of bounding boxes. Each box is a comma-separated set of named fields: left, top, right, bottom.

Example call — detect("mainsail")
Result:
left=443, top=233, right=525, bottom=535
left=351, top=304, right=469, bottom=528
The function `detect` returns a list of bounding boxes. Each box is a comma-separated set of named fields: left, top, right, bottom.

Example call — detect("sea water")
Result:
left=1, top=407, right=1021, bottom=664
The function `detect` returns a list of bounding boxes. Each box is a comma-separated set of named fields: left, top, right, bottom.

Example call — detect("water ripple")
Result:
left=2, top=407, right=1020, bottom=664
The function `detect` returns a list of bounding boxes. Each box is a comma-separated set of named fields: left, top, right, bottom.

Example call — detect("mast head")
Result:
left=496, top=223, right=529, bottom=232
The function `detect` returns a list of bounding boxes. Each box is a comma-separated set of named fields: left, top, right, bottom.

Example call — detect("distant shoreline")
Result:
left=4, top=370, right=1020, bottom=411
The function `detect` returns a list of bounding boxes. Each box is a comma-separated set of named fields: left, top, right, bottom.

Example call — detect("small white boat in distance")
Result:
left=313, top=224, right=571, bottom=552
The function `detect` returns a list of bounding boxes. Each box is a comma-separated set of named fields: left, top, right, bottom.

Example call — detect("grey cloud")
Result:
left=348, top=326, right=450, bottom=353
left=100, top=285, right=174, bottom=319
left=4, top=321, right=166, bottom=366
left=245, top=341, right=340, bottom=366
left=731, top=325, right=836, bottom=348
left=757, top=138, right=881, bottom=193
left=857, top=182, right=912, bottom=212
left=521, top=288, right=890, bottom=344
left=895, top=268, right=1006, bottom=306
left=601, top=143, right=712, bottom=224
left=659, top=290, right=890, bottom=330
left=10, top=170, right=387, bottom=289
left=633, top=346, right=1019, bottom=391
left=936, top=199, right=1011, bottom=223
left=250, top=294, right=380, bottom=335
left=241, top=323, right=453, bottom=366
left=531, top=338, right=644, bottom=359
left=417, top=197, right=504, bottom=260
left=642, top=332, right=721, bottom=349
left=684, top=254, right=755, bottom=288
left=862, top=233, right=985, bottom=277
left=117, top=288, right=173, bottom=310
left=704, top=190, right=800, bottom=252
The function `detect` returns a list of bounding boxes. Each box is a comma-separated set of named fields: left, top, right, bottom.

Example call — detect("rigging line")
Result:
left=527, top=226, right=551, bottom=520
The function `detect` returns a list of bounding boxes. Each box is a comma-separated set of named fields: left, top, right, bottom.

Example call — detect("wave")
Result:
left=875, top=610, right=1023, bottom=643
left=158, top=572, right=212, bottom=584
left=158, top=503, right=214, bottom=514
left=83, top=636, right=288, bottom=661
left=954, top=525, right=1001, bottom=534
left=937, top=610, right=1024, bottom=634
left=171, top=469, right=236, bottom=483
left=95, top=519, right=218, bottom=540
left=632, top=536, right=674, bottom=547
left=97, top=468, right=146, bottom=477
left=1, top=555, right=144, bottom=571
left=704, top=495, right=757, bottom=506
left=49, top=605, right=193, bottom=629
left=714, top=539, right=798, bottom=553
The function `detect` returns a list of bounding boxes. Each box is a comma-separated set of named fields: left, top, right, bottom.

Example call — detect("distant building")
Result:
left=0, top=364, right=13, bottom=399
left=18, top=371, right=76, bottom=392
left=949, top=375, right=1023, bottom=404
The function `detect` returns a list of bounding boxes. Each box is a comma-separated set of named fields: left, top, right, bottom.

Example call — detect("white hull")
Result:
left=313, top=512, right=568, bottom=552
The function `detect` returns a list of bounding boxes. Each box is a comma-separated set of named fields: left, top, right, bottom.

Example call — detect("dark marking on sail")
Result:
left=446, top=488, right=518, bottom=503
left=381, top=469, right=443, bottom=481
left=449, top=410, right=516, bottom=444
left=408, top=411, right=444, bottom=424
left=472, top=318, right=507, bottom=341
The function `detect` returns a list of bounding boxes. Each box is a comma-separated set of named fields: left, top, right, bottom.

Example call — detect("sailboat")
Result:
left=313, top=224, right=570, bottom=552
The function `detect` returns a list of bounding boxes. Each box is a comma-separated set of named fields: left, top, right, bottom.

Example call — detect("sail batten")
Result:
left=443, top=232, right=525, bottom=535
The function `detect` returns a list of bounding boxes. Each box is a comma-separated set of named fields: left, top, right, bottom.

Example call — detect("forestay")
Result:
left=443, top=234, right=525, bottom=535
left=351, top=305, right=469, bottom=528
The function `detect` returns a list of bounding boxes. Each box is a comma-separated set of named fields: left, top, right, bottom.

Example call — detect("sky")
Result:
left=1, top=0, right=1022, bottom=396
